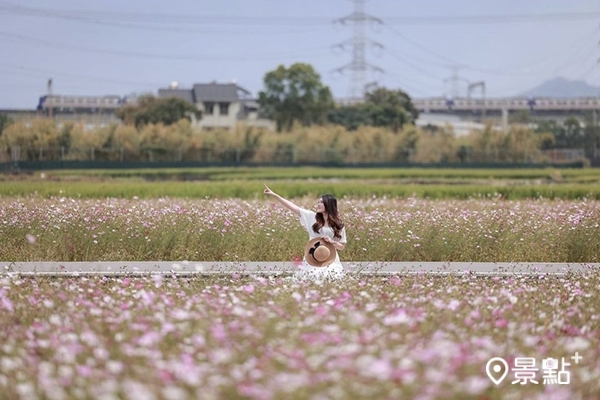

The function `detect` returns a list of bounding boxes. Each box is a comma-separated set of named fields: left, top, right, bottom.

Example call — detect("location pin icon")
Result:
left=486, top=357, right=509, bottom=385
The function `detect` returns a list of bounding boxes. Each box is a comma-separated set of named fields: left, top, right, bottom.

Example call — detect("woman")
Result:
left=263, top=184, right=347, bottom=280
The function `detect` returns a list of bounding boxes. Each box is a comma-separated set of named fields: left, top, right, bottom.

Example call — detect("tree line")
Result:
left=109, top=63, right=420, bottom=134
left=0, top=118, right=592, bottom=166
left=0, top=62, right=599, bottom=164
left=257, top=63, right=419, bottom=133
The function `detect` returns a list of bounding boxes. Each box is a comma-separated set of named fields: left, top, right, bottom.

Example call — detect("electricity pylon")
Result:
left=333, top=0, right=384, bottom=100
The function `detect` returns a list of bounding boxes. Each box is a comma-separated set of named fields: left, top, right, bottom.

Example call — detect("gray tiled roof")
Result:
left=158, top=88, right=194, bottom=103
left=158, top=83, right=252, bottom=103
left=192, top=83, right=250, bottom=102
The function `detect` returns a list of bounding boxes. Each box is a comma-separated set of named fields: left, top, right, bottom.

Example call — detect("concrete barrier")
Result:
left=2, top=261, right=598, bottom=277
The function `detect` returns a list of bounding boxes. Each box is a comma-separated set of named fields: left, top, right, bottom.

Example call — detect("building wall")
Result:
left=192, top=102, right=275, bottom=130
left=196, top=101, right=240, bottom=129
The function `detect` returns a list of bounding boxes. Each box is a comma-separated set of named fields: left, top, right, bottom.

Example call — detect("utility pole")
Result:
left=47, top=78, right=53, bottom=119
left=467, top=81, right=486, bottom=118
left=333, top=0, right=383, bottom=101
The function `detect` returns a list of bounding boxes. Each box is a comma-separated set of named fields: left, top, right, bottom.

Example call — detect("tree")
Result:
left=327, top=104, right=371, bottom=131
left=562, top=116, right=583, bottom=148
left=393, top=125, right=419, bottom=161
left=116, top=95, right=201, bottom=129
left=582, top=112, right=600, bottom=161
left=535, top=120, right=560, bottom=137
left=258, top=63, right=334, bottom=132
left=364, top=87, right=419, bottom=133
left=468, top=123, right=504, bottom=162
left=509, top=110, right=531, bottom=124
left=1, top=119, right=61, bottom=160
left=328, top=87, right=419, bottom=133
left=456, top=145, right=472, bottom=163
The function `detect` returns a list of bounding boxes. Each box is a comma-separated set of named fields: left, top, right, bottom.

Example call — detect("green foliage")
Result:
left=328, top=87, right=419, bottom=133
left=258, top=63, right=335, bottom=132
left=57, top=123, right=74, bottom=150
left=535, top=119, right=561, bottom=137
left=464, top=124, right=546, bottom=163
left=393, top=125, right=419, bottom=160
left=2, top=178, right=600, bottom=200
left=34, top=166, right=600, bottom=182
left=327, top=104, right=372, bottom=131
left=456, top=145, right=472, bottom=163
left=116, top=95, right=202, bottom=129
left=537, top=132, right=555, bottom=150
left=560, top=116, right=583, bottom=148
left=364, top=87, right=419, bottom=132
left=582, top=112, right=600, bottom=160
left=535, top=117, right=590, bottom=150
left=509, top=110, right=531, bottom=124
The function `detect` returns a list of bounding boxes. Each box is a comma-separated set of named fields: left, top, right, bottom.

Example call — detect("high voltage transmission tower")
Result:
left=333, top=0, right=383, bottom=100
left=443, top=65, right=469, bottom=98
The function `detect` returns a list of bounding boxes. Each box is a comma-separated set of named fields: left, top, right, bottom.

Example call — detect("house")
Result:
left=158, top=82, right=275, bottom=131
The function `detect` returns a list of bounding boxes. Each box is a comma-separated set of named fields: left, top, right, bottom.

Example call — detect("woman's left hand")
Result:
left=322, top=236, right=333, bottom=244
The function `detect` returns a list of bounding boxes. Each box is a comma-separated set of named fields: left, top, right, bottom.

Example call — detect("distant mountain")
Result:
left=519, top=77, right=600, bottom=98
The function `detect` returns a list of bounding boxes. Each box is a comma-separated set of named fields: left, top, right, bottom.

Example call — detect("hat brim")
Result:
left=304, top=237, right=337, bottom=267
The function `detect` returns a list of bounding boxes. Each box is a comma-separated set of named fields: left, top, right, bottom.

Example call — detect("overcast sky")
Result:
left=1, top=0, right=599, bottom=109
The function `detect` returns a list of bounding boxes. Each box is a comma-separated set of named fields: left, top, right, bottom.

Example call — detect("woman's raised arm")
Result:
left=263, top=184, right=301, bottom=216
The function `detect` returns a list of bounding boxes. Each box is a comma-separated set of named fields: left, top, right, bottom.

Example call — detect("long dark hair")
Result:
left=313, top=194, right=344, bottom=240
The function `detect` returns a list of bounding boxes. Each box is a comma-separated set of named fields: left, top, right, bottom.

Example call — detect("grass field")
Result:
left=2, top=167, right=600, bottom=199
left=7, top=166, right=600, bottom=181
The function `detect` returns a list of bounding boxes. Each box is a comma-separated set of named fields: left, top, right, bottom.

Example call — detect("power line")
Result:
left=0, top=3, right=332, bottom=27
left=385, top=48, right=446, bottom=82
left=0, top=30, right=333, bottom=63
left=384, top=25, right=600, bottom=85
left=0, top=3, right=333, bottom=35
left=385, top=25, right=599, bottom=76
left=383, top=71, right=430, bottom=97
left=384, top=25, right=455, bottom=66
left=552, top=42, right=599, bottom=76
left=385, top=12, right=600, bottom=25
left=0, top=63, right=164, bottom=87
left=2, top=2, right=599, bottom=27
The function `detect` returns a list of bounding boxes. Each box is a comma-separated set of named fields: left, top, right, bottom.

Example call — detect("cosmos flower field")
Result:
left=1, top=197, right=599, bottom=262
left=0, top=274, right=598, bottom=399
left=1, top=196, right=599, bottom=399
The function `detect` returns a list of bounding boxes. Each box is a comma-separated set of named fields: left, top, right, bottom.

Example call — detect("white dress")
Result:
left=293, top=208, right=347, bottom=281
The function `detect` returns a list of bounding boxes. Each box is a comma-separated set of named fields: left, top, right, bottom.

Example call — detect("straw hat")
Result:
left=304, top=237, right=336, bottom=267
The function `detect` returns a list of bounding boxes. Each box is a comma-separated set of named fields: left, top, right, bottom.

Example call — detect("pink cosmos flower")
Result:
left=447, top=299, right=461, bottom=311
left=242, top=284, right=254, bottom=294
left=495, top=319, right=508, bottom=328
